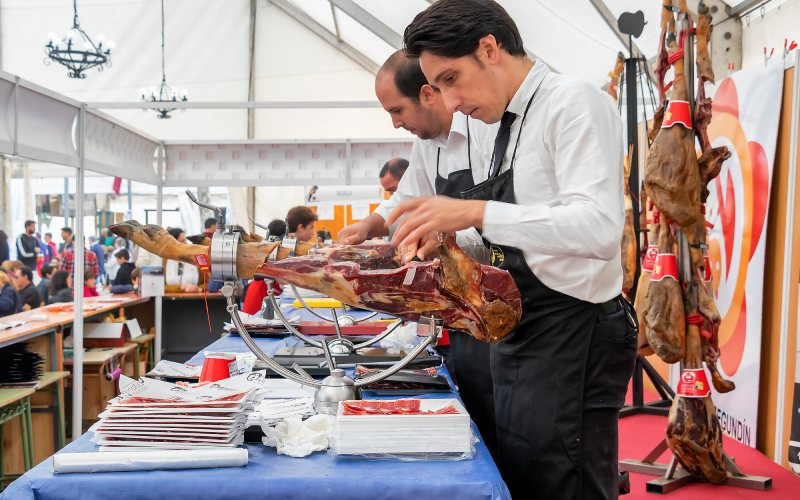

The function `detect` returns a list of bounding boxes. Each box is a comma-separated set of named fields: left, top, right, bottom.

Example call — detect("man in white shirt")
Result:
left=394, top=1, right=637, bottom=498
left=378, top=158, right=409, bottom=194
left=339, top=50, right=497, bottom=456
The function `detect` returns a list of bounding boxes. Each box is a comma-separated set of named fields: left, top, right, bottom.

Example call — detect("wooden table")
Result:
left=64, top=344, right=137, bottom=430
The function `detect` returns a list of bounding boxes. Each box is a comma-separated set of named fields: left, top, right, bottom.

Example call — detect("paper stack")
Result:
left=146, top=352, right=257, bottom=380
left=332, top=398, right=474, bottom=457
left=91, top=371, right=269, bottom=451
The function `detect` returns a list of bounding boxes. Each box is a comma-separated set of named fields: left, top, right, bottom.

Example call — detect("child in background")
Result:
left=83, top=270, right=99, bottom=297
left=110, top=249, right=137, bottom=294
left=38, top=264, right=55, bottom=304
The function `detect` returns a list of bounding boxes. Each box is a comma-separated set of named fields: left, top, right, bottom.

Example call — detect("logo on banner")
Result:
left=706, top=77, right=772, bottom=377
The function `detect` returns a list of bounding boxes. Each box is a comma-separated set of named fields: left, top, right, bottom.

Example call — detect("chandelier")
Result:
left=139, top=0, right=187, bottom=119
left=45, top=0, right=114, bottom=79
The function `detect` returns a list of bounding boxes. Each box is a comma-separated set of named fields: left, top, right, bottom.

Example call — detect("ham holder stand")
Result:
left=186, top=191, right=441, bottom=415
left=615, top=8, right=770, bottom=493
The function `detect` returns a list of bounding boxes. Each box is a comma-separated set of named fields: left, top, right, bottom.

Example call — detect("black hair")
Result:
left=167, top=227, right=185, bottom=240
left=116, top=249, right=130, bottom=261
left=379, top=158, right=409, bottom=179
left=380, top=50, right=429, bottom=101
left=50, top=270, right=70, bottom=294
left=204, top=218, right=217, bottom=229
left=19, top=265, right=33, bottom=282
left=61, top=227, right=73, bottom=235
left=267, top=219, right=287, bottom=239
left=40, top=264, right=55, bottom=278
left=24, top=220, right=35, bottom=228
left=404, top=0, right=525, bottom=59
left=45, top=232, right=52, bottom=238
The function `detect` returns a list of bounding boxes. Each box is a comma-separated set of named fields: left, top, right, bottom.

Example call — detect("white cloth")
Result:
left=372, top=112, right=489, bottom=263
left=165, top=259, right=199, bottom=287
left=478, top=62, right=625, bottom=303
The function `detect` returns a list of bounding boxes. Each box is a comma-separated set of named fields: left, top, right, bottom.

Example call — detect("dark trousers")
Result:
left=491, top=307, right=637, bottom=499
left=450, top=332, right=497, bottom=457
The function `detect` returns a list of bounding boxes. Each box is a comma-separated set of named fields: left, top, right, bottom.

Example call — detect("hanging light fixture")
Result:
left=139, top=0, right=187, bottom=119
left=45, top=0, right=114, bottom=79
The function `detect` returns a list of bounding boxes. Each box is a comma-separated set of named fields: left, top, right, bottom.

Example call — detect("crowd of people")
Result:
left=0, top=221, right=140, bottom=318
left=1, top=207, right=324, bottom=319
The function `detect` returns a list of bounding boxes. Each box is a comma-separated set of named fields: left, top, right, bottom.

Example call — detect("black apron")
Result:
left=433, top=119, right=498, bottom=458
left=461, top=92, right=637, bottom=499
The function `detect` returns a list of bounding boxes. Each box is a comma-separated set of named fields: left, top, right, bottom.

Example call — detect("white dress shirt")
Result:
left=373, top=112, right=491, bottom=262
left=478, top=61, right=625, bottom=303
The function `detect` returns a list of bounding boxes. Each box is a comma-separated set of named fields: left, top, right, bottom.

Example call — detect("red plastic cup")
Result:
left=199, top=352, right=235, bottom=383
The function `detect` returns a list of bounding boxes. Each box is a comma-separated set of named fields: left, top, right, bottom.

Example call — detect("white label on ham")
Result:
left=402, top=266, right=417, bottom=286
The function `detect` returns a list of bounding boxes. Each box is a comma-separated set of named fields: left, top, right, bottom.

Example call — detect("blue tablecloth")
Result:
left=3, top=307, right=509, bottom=500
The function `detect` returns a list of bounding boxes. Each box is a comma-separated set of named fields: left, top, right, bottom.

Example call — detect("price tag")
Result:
left=194, top=253, right=211, bottom=272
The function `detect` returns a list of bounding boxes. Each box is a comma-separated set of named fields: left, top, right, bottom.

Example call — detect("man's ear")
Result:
left=419, top=84, right=438, bottom=105
left=477, top=34, right=500, bottom=64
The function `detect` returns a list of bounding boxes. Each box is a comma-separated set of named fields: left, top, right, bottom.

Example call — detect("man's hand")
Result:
left=338, top=222, right=369, bottom=245
left=386, top=197, right=486, bottom=254
left=398, top=232, right=441, bottom=263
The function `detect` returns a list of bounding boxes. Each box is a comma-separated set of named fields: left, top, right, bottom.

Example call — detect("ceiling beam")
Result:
left=730, top=0, right=770, bottom=16
left=587, top=0, right=658, bottom=87
left=267, top=0, right=379, bottom=74
left=329, top=0, right=403, bottom=48
left=85, top=100, right=381, bottom=110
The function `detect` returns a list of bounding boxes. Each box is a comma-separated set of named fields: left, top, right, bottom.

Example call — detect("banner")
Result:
left=700, top=60, right=784, bottom=447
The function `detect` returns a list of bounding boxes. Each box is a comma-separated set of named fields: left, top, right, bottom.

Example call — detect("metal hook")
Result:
left=185, top=189, right=226, bottom=227
left=248, top=214, right=270, bottom=234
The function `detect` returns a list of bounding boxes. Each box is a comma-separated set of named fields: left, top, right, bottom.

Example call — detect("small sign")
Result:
left=676, top=368, right=711, bottom=398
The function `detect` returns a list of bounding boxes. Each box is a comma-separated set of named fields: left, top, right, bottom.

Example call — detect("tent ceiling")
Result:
left=0, top=0, right=770, bottom=142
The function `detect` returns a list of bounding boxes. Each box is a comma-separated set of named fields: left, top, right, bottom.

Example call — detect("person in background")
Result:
left=110, top=249, right=137, bottom=294
left=0, top=230, right=10, bottom=263
left=83, top=270, right=99, bottom=297
left=105, top=237, right=128, bottom=282
left=47, top=270, right=73, bottom=304
left=266, top=219, right=286, bottom=242
left=88, top=236, right=106, bottom=284
left=16, top=220, right=39, bottom=269
left=164, top=227, right=200, bottom=293
left=203, top=218, right=218, bottom=238
left=61, top=237, right=99, bottom=277
left=43, top=233, right=58, bottom=261
left=38, top=264, right=55, bottom=304
left=14, top=266, right=42, bottom=310
left=378, top=158, right=410, bottom=195
left=100, top=228, right=114, bottom=249
left=285, top=206, right=317, bottom=242
left=0, top=269, right=22, bottom=316
left=59, top=227, right=74, bottom=254
left=1, top=260, right=23, bottom=280
left=242, top=219, right=290, bottom=315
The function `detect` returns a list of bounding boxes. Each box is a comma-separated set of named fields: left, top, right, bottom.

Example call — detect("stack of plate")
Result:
left=333, top=398, right=473, bottom=457
left=91, top=374, right=263, bottom=451
left=0, top=343, right=43, bottom=386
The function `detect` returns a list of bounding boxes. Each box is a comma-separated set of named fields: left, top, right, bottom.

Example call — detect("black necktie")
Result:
left=490, top=111, right=517, bottom=178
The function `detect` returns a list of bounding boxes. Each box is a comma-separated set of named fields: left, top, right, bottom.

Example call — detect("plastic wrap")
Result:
left=331, top=398, right=477, bottom=461
left=53, top=448, right=248, bottom=473
left=329, top=432, right=478, bottom=461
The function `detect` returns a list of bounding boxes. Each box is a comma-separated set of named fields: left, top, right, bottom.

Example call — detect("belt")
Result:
left=599, top=297, right=620, bottom=315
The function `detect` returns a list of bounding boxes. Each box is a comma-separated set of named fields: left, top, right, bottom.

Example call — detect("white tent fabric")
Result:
left=2, top=0, right=794, bottom=144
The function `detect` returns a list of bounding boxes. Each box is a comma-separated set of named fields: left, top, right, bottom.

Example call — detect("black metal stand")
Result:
left=619, top=356, right=674, bottom=417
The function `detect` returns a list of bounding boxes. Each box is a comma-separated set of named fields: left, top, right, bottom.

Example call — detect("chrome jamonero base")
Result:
left=186, top=191, right=443, bottom=415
